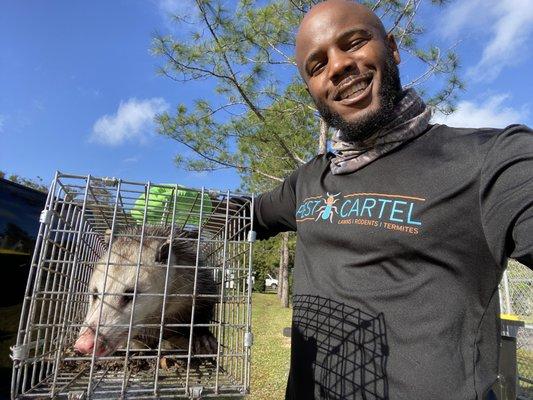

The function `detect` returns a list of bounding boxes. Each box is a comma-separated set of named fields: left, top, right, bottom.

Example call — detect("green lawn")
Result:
left=250, top=293, right=292, bottom=400
left=517, top=348, right=533, bottom=396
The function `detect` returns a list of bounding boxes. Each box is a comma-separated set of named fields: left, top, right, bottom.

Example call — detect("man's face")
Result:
left=296, top=1, right=402, bottom=141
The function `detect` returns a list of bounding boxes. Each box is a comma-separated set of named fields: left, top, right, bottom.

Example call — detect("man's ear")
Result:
left=386, top=33, right=401, bottom=65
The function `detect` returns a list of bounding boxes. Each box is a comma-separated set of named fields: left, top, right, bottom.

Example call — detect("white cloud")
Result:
left=152, top=0, right=200, bottom=34
left=440, top=0, right=533, bottom=82
left=432, top=94, right=530, bottom=128
left=90, top=98, right=169, bottom=146
left=158, top=0, right=185, bottom=14
left=154, top=0, right=195, bottom=19
left=439, top=0, right=486, bottom=38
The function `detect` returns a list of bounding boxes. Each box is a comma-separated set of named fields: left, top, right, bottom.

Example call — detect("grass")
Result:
left=517, top=348, right=533, bottom=396
left=250, top=293, right=292, bottom=400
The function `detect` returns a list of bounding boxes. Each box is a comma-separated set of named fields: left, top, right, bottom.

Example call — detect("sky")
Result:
left=1, top=0, right=532, bottom=192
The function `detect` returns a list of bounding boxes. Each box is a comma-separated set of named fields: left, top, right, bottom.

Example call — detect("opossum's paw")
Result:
left=193, top=332, right=218, bottom=355
left=128, top=339, right=148, bottom=351
left=161, top=336, right=189, bottom=350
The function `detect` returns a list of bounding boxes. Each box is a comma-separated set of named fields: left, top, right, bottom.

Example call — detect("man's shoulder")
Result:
left=428, top=123, right=531, bottom=151
left=293, top=153, right=332, bottom=176
left=431, top=123, right=530, bottom=139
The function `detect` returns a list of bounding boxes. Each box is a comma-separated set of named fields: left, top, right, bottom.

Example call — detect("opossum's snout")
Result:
left=74, top=326, right=112, bottom=356
left=75, top=288, right=141, bottom=356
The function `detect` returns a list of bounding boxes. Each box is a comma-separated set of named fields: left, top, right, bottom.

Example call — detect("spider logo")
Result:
left=315, top=192, right=341, bottom=223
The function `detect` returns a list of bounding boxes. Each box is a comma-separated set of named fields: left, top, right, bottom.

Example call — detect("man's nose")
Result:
left=328, top=48, right=358, bottom=83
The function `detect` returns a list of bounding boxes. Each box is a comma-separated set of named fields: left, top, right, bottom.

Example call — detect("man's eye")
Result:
left=348, top=39, right=366, bottom=51
left=311, top=63, right=325, bottom=76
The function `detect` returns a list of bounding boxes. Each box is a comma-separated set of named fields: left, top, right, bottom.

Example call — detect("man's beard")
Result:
left=315, top=53, right=402, bottom=142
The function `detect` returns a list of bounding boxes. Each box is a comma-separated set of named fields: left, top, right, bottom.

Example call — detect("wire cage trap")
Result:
left=10, top=172, right=255, bottom=399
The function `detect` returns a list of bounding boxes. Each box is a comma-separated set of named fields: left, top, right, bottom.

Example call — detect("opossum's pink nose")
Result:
left=74, top=328, right=107, bottom=356
left=74, top=329, right=95, bottom=354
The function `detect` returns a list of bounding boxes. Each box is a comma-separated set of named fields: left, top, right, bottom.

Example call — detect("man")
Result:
left=253, top=0, right=532, bottom=399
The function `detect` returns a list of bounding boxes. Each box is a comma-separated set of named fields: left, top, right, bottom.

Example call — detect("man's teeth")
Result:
left=340, top=80, right=370, bottom=100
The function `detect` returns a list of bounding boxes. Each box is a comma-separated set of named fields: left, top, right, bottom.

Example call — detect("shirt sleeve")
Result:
left=480, top=124, right=533, bottom=268
left=253, top=168, right=299, bottom=240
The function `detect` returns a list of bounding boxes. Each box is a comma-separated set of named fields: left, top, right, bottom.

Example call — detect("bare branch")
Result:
left=404, top=48, right=441, bottom=88
left=170, top=130, right=284, bottom=182
left=265, top=38, right=297, bottom=66
left=388, top=0, right=415, bottom=35
left=397, top=0, right=421, bottom=47
left=157, top=37, right=234, bottom=81
left=371, top=0, right=384, bottom=11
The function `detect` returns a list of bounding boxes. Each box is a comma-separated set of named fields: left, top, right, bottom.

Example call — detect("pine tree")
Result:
left=153, top=0, right=463, bottom=307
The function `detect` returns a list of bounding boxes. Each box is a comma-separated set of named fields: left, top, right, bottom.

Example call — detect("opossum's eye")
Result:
left=120, top=288, right=136, bottom=307
left=92, top=289, right=98, bottom=302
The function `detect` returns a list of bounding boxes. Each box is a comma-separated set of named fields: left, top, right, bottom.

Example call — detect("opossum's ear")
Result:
left=155, top=241, right=175, bottom=264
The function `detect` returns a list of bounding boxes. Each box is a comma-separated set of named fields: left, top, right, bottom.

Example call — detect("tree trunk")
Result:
left=318, top=117, right=329, bottom=155
left=281, top=232, right=290, bottom=308
left=277, top=237, right=284, bottom=299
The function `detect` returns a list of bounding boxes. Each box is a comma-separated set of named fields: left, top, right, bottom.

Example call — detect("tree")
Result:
left=0, top=170, right=48, bottom=193
left=153, top=0, right=463, bottom=307
left=252, top=236, right=281, bottom=292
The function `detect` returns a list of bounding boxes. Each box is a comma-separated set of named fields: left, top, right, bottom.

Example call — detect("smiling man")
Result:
left=296, top=1, right=405, bottom=143
left=253, top=1, right=533, bottom=399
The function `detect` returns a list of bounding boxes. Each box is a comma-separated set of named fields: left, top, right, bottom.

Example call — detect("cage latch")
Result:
left=188, top=386, right=203, bottom=399
left=10, top=344, right=29, bottom=362
left=67, top=391, right=86, bottom=400
left=244, top=332, right=253, bottom=347
left=247, top=230, right=257, bottom=243
left=40, top=209, right=53, bottom=225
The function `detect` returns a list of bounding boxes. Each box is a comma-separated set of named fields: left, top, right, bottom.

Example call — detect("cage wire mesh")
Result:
left=10, top=172, right=255, bottom=399
left=499, top=259, right=533, bottom=398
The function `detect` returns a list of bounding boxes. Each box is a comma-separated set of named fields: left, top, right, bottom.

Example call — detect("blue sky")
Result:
left=1, top=0, right=532, bottom=192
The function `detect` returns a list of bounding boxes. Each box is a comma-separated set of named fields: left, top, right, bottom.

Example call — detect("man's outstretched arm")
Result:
left=253, top=169, right=299, bottom=240
left=480, top=124, right=533, bottom=268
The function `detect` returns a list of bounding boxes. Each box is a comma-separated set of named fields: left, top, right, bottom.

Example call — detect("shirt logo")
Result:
left=296, top=192, right=425, bottom=235
left=315, top=192, right=341, bottom=223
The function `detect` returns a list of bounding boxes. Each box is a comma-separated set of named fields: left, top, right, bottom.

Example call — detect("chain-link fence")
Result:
left=500, top=259, right=532, bottom=398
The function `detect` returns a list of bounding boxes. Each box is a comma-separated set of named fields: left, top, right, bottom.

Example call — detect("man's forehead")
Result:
left=295, top=1, right=385, bottom=60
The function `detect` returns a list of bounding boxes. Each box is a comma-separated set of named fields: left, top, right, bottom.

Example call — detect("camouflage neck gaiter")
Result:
left=330, top=89, right=432, bottom=175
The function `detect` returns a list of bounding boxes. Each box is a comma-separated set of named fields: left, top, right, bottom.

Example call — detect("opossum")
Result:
left=74, top=226, right=218, bottom=357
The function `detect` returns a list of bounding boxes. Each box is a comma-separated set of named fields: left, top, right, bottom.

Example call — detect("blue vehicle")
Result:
left=0, top=178, right=46, bottom=396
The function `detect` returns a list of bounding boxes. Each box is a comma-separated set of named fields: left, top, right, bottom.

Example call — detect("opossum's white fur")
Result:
left=79, top=225, right=217, bottom=355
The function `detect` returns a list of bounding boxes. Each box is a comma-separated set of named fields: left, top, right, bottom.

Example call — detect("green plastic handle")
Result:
left=131, top=185, right=213, bottom=227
